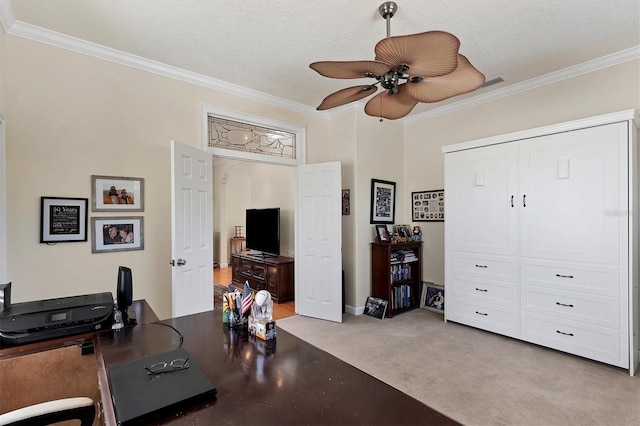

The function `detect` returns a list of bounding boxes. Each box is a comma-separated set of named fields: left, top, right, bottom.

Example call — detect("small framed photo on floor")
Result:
left=420, top=282, right=445, bottom=314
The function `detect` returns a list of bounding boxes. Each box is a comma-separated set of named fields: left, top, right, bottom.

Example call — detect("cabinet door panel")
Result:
left=519, top=123, right=628, bottom=264
left=445, top=144, right=518, bottom=256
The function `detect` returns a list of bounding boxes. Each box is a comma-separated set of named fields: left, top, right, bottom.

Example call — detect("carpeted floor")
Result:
left=277, top=309, right=640, bottom=426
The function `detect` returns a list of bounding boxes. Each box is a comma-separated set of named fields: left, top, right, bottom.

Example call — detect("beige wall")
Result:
left=354, top=113, right=405, bottom=310
left=2, top=28, right=638, bottom=319
left=404, top=59, right=640, bottom=286
left=3, top=35, right=335, bottom=319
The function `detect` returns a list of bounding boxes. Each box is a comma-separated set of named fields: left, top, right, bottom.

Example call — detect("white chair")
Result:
left=0, top=397, right=95, bottom=426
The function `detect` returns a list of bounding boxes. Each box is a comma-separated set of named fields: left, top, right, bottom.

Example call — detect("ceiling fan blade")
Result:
left=316, top=85, right=378, bottom=110
left=310, top=61, right=391, bottom=79
left=364, top=84, right=418, bottom=120
left=375, top=31, right=460, bottom=77
left=406, top=55, right=486, bottom=103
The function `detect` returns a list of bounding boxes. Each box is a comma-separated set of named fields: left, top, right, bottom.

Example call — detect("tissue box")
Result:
left=249, top=316, right=276, bottom=340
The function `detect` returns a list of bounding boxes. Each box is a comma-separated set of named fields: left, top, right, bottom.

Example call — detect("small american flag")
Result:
left=241, top=281, right=253, bottom=317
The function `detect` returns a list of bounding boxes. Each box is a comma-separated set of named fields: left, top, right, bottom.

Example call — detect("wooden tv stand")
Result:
left=231, top=252, right=294, bottom=303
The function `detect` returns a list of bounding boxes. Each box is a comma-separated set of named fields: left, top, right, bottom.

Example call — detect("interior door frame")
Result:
left=201, top=104, right=307, bottom=310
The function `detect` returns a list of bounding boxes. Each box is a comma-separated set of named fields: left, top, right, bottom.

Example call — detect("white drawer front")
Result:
left=520, top=259, right=620, bottom=297
left=450, top=253, right=517, bottom=282
left=450, top=275, right=518, bottom=308
left=521, top=286, right=619, bottom=329
left=446, top=297, right=519, bottom=338
left=521, top=312, right=626, bottom=368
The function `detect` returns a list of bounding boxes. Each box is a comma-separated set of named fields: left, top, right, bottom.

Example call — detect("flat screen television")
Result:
left=245, top=208, right=280, bottom=256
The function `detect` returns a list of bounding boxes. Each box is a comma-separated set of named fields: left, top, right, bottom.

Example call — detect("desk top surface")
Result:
left=98, top=310, right=457, bottom=425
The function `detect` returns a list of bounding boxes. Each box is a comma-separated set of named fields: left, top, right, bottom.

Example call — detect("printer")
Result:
left=0, top=287, right=114, bottom=346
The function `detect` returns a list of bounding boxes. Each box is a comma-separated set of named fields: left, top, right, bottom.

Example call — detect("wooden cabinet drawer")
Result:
left=449, top=253, right=517, bottom=282
left=520, top=259, right=620, bottom=297
left=521, top=312, right=626, bottom=368
left=448, top=275, right=518, bottom=307
left=446, top=297, right=519, bottom=338
left=521, top=286, right=619, bottom=329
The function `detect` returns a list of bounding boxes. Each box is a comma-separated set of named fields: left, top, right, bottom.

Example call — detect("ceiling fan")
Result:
left=309, top=1, right=485, bottom=120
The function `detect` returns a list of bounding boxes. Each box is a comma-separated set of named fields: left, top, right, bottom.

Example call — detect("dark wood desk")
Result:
left=96, top=310, right=458, bottom=425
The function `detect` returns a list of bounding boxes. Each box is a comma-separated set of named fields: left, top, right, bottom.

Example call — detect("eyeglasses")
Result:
left=145, top=357, right=190, bottom=375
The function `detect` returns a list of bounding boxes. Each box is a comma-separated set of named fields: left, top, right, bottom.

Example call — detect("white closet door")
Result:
left=519, top=122, right=628, bottom=264
left=445, top=144, right=518, bottom=256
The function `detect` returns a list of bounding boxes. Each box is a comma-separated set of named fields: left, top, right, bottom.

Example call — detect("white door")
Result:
left=445, top=144, right=518, bottom=256
left=296, top=161, right=342, bottom=322
left=171, top=140, right=213, bottom=317
left=519, top=123, right=627, bottom=264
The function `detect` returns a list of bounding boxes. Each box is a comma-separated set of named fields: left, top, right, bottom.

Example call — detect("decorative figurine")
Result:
left=252, top=290, right=273, bottom=322
left=412, top=226, right=422, bottom=241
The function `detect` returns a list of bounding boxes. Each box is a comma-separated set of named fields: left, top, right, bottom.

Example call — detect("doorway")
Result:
left=212, top=156, right=296, bottom=319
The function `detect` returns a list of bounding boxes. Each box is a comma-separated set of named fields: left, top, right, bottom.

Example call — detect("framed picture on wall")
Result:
left=92, top=175, right=144, bottom=212
left=412, top=189, right=444, bottom=222
left=40, top=197, right=88, bottom=243
left=91, top=216, right=144, bottom=253
left=370, top=179, right=396, bottom=224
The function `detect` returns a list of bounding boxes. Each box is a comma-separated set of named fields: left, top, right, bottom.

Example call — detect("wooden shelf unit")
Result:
left=371, top=241, right=422, bottom=318
left=231, top=252, right=294, bottom=303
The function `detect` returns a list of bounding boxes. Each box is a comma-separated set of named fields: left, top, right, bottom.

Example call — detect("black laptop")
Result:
left=108, top=348, right=217, bottom=424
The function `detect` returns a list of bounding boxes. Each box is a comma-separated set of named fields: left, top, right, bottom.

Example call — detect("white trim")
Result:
left=200, top=104, right=306, bottom=167
left=404, top=46, right=640, bottom=125
left=4, top=19, right=321, bottom=119
left=0, top=115, right=6, bottom=282
left=0, top=4, right=638, bottom=125
left=442, top=109, right=639, bottom=153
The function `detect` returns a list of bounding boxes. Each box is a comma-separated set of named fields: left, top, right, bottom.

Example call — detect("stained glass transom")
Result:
left=208, top=116, right=296, bottom=159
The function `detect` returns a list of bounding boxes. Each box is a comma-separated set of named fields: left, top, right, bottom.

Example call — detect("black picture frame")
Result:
left=370, top=179, right=396, bottom=224
left=375, top=224, right=390, bottom=242
left=412, top=189, right=444, bottom=222
left=40, top=197, right=88, bottom=243
left=363, top=296, right=388, bottom=319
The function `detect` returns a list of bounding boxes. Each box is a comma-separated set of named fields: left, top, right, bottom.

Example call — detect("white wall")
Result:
left=213, top=159, right=295, bottom=265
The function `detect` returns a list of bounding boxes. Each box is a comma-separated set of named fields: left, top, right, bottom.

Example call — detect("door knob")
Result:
left=170, top=259, right=187, bottom=266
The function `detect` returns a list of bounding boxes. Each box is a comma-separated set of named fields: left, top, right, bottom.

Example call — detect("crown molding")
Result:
left=0, top=2, right=638, bottom=126
left=403, top=45, right=640, bottom=126
left=3, top=16, right=322, bottom=118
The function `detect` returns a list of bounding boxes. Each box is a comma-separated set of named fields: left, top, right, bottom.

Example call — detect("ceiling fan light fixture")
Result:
left=309, top=2, right=485, bottom=120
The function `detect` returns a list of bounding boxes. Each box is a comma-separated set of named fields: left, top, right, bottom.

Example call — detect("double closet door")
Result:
left=444, top=118, right=634, bottom=371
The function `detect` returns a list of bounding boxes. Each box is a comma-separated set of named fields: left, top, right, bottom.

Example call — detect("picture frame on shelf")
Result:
left=420, top=282, right=445, bottom=314
left=91, top=216, right=144, bottom=253
left=395, top=224, right=411, bottom=238
left=370, top=179, right=396, bottom=224
left=40, top=197, right=88, bottom=243
left=375, top=224, right=390, bottom=242
left=412, top=189, right=444, bottom=222
left=92, top=175, right=144, bottom=212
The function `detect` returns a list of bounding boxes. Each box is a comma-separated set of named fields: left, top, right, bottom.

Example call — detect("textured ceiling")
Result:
left=3, top=0, right=640, bottom=120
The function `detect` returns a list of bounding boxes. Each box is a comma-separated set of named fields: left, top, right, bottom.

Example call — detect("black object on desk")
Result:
left=108, top=348, right=217, bottom=424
